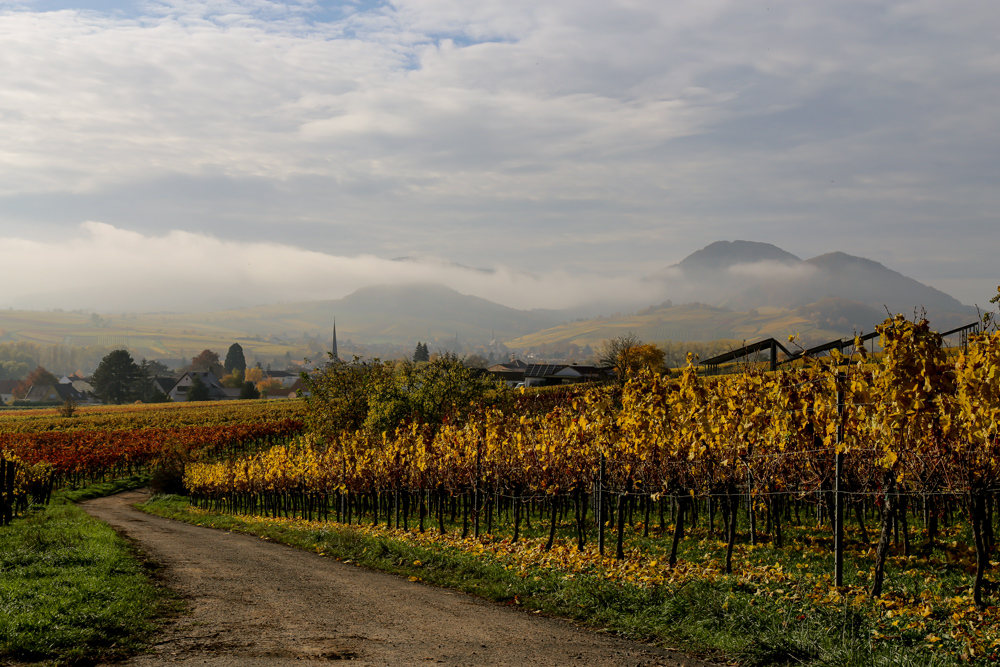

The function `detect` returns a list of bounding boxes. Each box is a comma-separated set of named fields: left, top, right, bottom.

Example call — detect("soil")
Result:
left=82, top=490, right=710, bottom=667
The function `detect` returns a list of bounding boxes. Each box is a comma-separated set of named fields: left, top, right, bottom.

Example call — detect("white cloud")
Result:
left=0, top=222, right=667, bottom=311
left=0, top=0, right=997, bottom=309
left=728, top=261, right=816, bottom=280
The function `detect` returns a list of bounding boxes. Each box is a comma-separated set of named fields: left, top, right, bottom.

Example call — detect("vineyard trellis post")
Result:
left=834, top=371, right=845, bottom=587
left=598, top=452, right=606, bottom=556
left=473, top=445, right=481, bottom=538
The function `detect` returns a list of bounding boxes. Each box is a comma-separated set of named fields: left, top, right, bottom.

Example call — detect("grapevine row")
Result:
left=185, top=318, right=1000, bottom=605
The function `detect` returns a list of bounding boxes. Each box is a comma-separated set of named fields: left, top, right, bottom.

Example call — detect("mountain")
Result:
left=508, top=242, right=978, bottom=352
left=0, top=244, right=979, bottom=369
left=653, top=241, right=973, bottom=325
left=676, top=240, right=801, bottom=272
left=317, top=284, right=557, bottom=341
left=166, top=283, right=560, bottom=345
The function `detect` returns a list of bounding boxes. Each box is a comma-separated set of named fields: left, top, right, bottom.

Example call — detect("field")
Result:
left=174, top=318, right=1000, bottom=662
left=3, top=317, right=1000, bottom=665
left=0, top=399, right=305, bottom=526
left=0, top=400, right=306, bottom=664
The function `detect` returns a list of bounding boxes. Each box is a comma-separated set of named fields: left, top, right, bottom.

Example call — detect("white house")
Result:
left=168, top=372, right=240, bottom=402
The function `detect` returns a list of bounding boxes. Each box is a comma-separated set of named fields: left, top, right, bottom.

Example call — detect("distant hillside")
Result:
left=676, top=240, right=801, bottom=272
left=210, top=284, right=558, bottom=344
left=652, top=240, right=974, bottom=324
left=0, top=244, right=980, bottom=370
left=0, top=284, right=560, bottom=369
left=507, top=302, right=850, bottom=350
left=512, top=241, right=978, bottom=351
left=722, top=252, right=972, bottom=320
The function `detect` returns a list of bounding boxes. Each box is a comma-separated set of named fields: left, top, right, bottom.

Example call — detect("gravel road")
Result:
left=81, top=490, right=710, bottom=667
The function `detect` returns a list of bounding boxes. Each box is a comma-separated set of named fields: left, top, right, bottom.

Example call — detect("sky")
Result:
left=1, top=0, right=997, bottom=313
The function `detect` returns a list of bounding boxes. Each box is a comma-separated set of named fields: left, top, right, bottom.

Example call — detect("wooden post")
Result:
left=598, top=453, right=606, bottom=556
left=834, top=371, right=845, bottom=587
left=474, top=446, right=481, bottom=538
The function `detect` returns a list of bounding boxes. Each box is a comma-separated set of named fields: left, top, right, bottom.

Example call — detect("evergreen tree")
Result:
left=91, top=350, right=142, bottom=404
left=413, top=341, right=430, bottom=363
left=224, top=343, right=247, bottom=375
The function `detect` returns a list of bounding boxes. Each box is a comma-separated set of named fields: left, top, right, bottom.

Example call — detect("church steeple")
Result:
left=332, top=319, right=340, bottom=362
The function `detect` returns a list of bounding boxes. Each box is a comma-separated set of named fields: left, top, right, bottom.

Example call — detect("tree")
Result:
left=413, top=342, right=430, bottom=363
left=91, top=351, right=143, bottom=404
left=304, top=357, right=392, bottom=439
left=305, top=353, right=508, bottom=437
left=256, top=378, right=285, bottom=396
left=220, top=368, right=244, bottom=388
left=189, top=349, right=223, bottom=376
left=628, top=343, right=668, bottom=376
left=143, top=359, right=171, bottom=376
left=0, top=360, right=29, bottom=381
left=224, top=343, right=247, bottom=375
left=598, top=333, right=667, bottom=383
left=462, top=353, right=489, bottom=368
left=239, top=381, right=260, bottom=400
left=14, top=366, right=61, bottom=399
left=187, top=375, right=210, bottom=402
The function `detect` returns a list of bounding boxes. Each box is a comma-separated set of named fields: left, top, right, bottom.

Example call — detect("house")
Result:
left=522, top=363, right=612, bottom=387
left=264, top=370, right=300, bottom=388
left=259, top=378, right=310, bottom=400
left=22, top=383, right=88, bottom=404
left=150, top=376, right=176, bottom=396
left=71, top=380, right=96, bottom=398
left=486, top=360, right=527, bottom=386
left=287, top=378, right=310, bottom=398
left=167, top=372, right=240, bottom=402
left=0, top=379, right=19, bottom=406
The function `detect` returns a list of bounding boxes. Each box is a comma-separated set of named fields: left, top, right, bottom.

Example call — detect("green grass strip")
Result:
left=59, top=473, right=151, bottom=504
left=0, top=480, right=168, bottom=665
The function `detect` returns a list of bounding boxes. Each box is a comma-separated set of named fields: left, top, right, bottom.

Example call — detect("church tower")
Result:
left=332, top=319, right=340, bottom=362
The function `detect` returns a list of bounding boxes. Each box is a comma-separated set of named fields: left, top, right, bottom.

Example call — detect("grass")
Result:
left=0, top=480, right=173, bottom=666
left=139, top=495, right=995, bottom=666
left=59, top=474, right=151, bottom=503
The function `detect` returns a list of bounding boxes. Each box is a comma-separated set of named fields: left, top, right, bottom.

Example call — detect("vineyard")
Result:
left=4, top=313, right=1000, bottom=661
left=0, top=400, right=305, bottom=525
left=180, top=316, right=1000, bottom=637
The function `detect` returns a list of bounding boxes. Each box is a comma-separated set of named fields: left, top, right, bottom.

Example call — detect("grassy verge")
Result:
left=140, top=495, right=992, bottom=667
left=0, top=480, right=171, bottom=666
left=59, top=473, right=151, bottom=503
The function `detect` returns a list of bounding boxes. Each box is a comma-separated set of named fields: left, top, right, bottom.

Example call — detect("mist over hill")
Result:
left=509, top=241, right=979, bottom=351
left=650, top=240, right=973, bottom=324
left=0, top=242, right=982, bottom=368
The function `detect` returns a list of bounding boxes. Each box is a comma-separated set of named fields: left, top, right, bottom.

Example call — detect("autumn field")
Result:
left=4, top=315, right=1000, bottom=665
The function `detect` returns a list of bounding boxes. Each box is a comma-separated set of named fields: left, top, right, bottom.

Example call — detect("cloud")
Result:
left=0, top=0, right=998, bottom=308
left=0, top=222, right=667, bottom=311
left=727, top=261, right=817, bottom=280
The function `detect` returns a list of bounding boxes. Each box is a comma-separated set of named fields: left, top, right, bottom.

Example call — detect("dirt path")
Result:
left=81, top=491, right=708, bottom=667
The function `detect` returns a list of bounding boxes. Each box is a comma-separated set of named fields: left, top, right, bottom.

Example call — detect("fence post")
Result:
left=834, top=371, right=845, bottom=587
